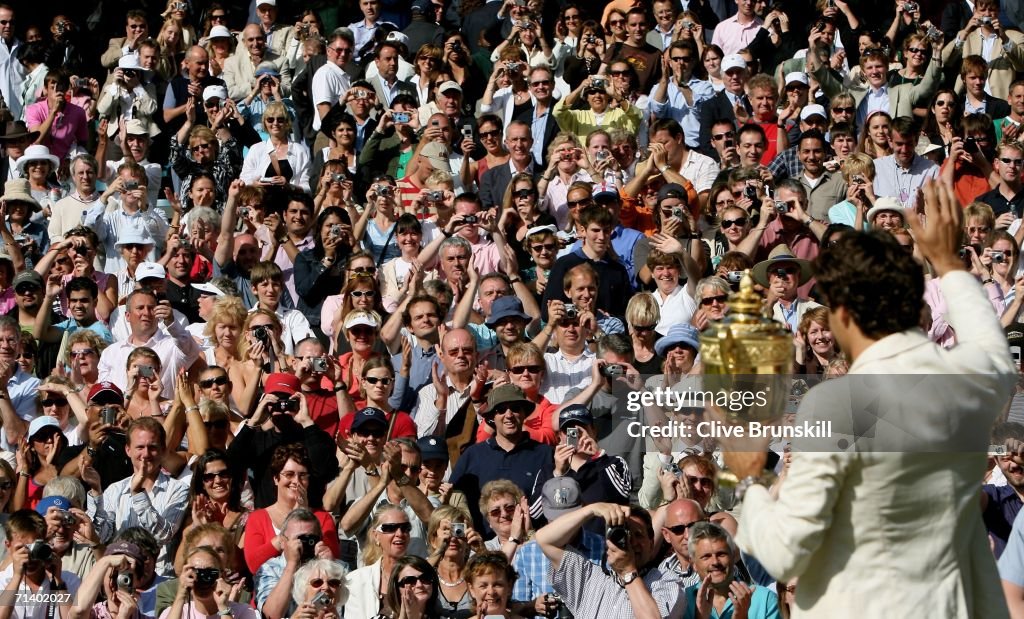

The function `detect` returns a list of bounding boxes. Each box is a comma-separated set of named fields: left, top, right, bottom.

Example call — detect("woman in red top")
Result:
left=336, top=355, right=416, bottom=440
left=337, top=310, right=385, bottom=408
left=243, top=444, right=340, bottom=573
left=13, top=416, right=68, bottom=511
left=476, top=342, right=556, bottom=445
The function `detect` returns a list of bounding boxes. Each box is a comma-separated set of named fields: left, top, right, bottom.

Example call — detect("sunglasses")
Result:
left=479, top=129, right=501, bottom=139
left=378, top=522, right=413, bottom=534
left=18, top=351, right=34, bottom=360
left=530, top=243, right=556, bottom=252
left=15, top=285, right=40, bottom=295
left=204, top=419, right=229, bottom=430
left=40, top=398, right=68, bottom=407
left=309, top=578, right=343, bottom=588
left=71, top=349, right=96, bottom=358
left=199, top=376, right=229, bottom=388
left=934, top=100, right=953, bottom=107
left=350, top=266, right=377, bottom=274
left=121, top=243, right=149, bottom=252
left=999, top=157, right=1024, bottom=166
left=513, top=189, right=535, bottom=199
left=0, top=480, right=11, bottom=490
left=608, top=70, right=629, bottom=76
left=670, top=56, right=693, bottom=62
left=363, top=376, right=393, bottom=386
left=488, top=504, right=516, bottom=518
left=349, top=290, right=375, bottom=298
left=665, top=519, right=707, bottom=535
left=609, top=19, right=625, bottom=26
left=264, top=116, right=287, bottom=124
left=202, top=469, right=231, bottom=483
left=210, top=14, right=227, bottom=20
left=397, top=574, right=432, bottom=588
left=355, top=426, right=386, bottom=438
left=190, top=143, right=212, bottom=152
left=712, top=132, right=735, bottom=141
left=632, top=324, right=656, bottom=332
left=566, top=198, right=593, bottom=208
left=700, top=294, right=728, bottom=306
left=720, top=217, right=747, bottom=229
left=687, top=474, right=713, bottom=486
left=906, top=46, right=928, bottom=54
left=530, top=80, right=552, bottom=86
left=832, top=106, right=855, bottom=114
left=509, top=365, right=543, bottom=375
left=328, top=46, right=352, bottom=55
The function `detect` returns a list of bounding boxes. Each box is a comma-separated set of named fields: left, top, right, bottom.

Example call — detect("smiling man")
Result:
left=683, top=522, right=780, bottom=619
left=97, top=417, right=189, bottom=577
left=794, top=129, right=847, bottom=221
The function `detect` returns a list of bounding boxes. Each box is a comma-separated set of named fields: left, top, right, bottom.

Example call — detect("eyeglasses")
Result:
left=417, top=56, right=438, bottom=63
left=566, top=198, right=593, bottom=208
left=397, top=574, right=432, bottom=588
left=632, top=324, right=656, bottom=332
left=485, top=504, right=517, bottom=521
left=328, top=46, right=352, bottom=55
left=665, top=519, right=707, bottom=535
left=280, top=470, right=310, bottom=481
left=204, top=419, right=229, bottom=430
left=513, top=189, right=535, bottom=199
left=700, top=294, right=728, bottom=306
left=121, top=243, right=149, bottom=252
left=832, top=106, right=855, bottom=114
left=377, top=522, right=412, bottom=534
left=530, top=243, right=556, bottom=252
left=686, top=474, right=713, bottom=486
left=720, top=217, right=747, bottom=229
left=564, top=13, right=581, bottom=20
left=265, top=116, right=287, bottom=124
left=530, top=80, right=552, bottom=86
left=309, top=578, right=343, bottom=588
left=967, top=226, right=991, bottom=234
left=670, top=56, right=693, bottom=62
left=191, top=143, right=212, bottom=153
left=608, top=70, right=629, bottom=76
left=509, top=365, right=543, bottom=375
left=712, top=132, right=735, bottom=141
left=479, top=129, right=501, bottom=139
left=363, top=376, right=393, bottom=386
left=202, top=469, right=231, bottom=483
left=200, top=376, right=229, bottom=388
left=18, top=351, right=34, bottom=360
left=609, top=19, right=625, bottom=26
left=71, top=349, right=96, bottom=358
left=40, top=398, right=67, bottom=407
left=349, top=290, right=375, bottom=298
left=999, top=157, right=1024, bottom=167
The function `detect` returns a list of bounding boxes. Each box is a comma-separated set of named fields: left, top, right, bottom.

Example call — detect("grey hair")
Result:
left=330, top=27, right=355, bottom=45
left=0, top=316, right=19, bottom=336
left=596, top=333, right=632, bottom=358
left=694, top=277, right=731, bottom=304
left=291, top=559, right=349, bottom=610
left=687, top=521, right=738, bottom=562
left=439, top=235, right=472, bottom=258
left=42, top=476, right=86, bottom=509
left=190, top=206, right=221, bottom=230
left=775, top=178, right=808, bottom=202
left=282, top=508, right=322, bottom=538
left=70, top=154, right=99, bottom=175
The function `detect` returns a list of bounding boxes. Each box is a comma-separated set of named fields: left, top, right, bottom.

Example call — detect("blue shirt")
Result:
left=999, top=507, right=1024, bottom=585
left=54, top=317, right=114, bottom=343
left=389, top=336, right=438, bottom=412
left=984, top=484, right=1023, bottom=558
left=450, top=437, right=554, bottom=532
left=7, top=368, right=40, bottom=421
left=682, top=581, right=781, bottom=619
left=648, top=78, right=715, bottom=149
left=254, top=556, right=291, bottom=614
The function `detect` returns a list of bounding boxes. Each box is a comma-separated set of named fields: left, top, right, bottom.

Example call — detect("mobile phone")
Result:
left=964, top=137, right=979, bottom=153
left=566, top=427, right=580, bottom=448
left=462, top=125, right=474, bottom=140
left=392, top=111, right=410, bottom=123
left=1013, top=346, right=1022, bottom=365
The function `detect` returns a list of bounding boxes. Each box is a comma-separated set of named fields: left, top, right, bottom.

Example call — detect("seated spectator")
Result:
left=942, top=113, right=998, bottom=207
left=384, top=555, right=438, bottom=619
left=751, top=245, right=823, bottom=332
left=254, top=508, right=334, bottom=617
left=682, top=522, right=781, bottom=618
left=289, top=559, right=349, bottom=619
left=344, top=505, right=413, bottom=619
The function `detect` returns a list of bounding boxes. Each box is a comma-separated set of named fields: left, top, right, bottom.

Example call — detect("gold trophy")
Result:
left=700, top=271, right=794, bottom=424
left=700, top=271, right=793, bottom=500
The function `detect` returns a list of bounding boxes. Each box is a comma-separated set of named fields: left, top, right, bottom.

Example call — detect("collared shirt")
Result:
left=857, top=85, right=889, bottom=127
left=553, top=550, right=686, bottom=619
left=311, top=63, right=352, bottom=132
left=254, top=555, right=288, bottom=612
left=274, top=234, right=315, bottom=307
left=872, top=154, right=940, bottom=209
left=7, top=368, right=40, bottom=421
left=85, top=203, right=168, bottom=272
left=659, top=554, right=702, bottom=589
left=682, top=581, right=781, bottom=619
left=375, top=75, right=402, bottom=108
left=542, top=170, right=594, bottom=231
left=679, top=149, right=720, bottom=194
left=978, top=186, right=1024, bottom=218
left=710, top=15, right=764, bottom=56
left=965, top=97, right=987, bottom=115
left=649, top=79, right=715, bottom=149
left=531, top=106, right=551, bottom=163
left=97, top=322, right=201, bottom=398
left=513, top=533, right=605, bottom=602
left=413, top=375, right=474, bottom=436
left=542, top=348, right=596, bottom=404
left=0, top=566, right=81, bottom=619
left=24, top=99, right=89, bottom=160
left=984, top=483, right=1023, bottom=558
left=654, top=285, right=698, bottom=336
left=98, top=472, right=190, bottom=576
left=800, top=171, right=847, bottom=221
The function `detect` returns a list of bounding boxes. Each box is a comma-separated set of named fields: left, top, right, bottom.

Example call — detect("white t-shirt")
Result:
left=311, top=62, right=352, bottom=131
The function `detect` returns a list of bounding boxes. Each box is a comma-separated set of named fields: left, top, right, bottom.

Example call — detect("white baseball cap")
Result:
left=721, top=54, right=748, bottom=73
left=344, top=312, right=381, bottom=330
left=784, top=72, right=809, bottom=86
left=800, top=104, right=828, bottom=121
left=135, top=262, right=166, bottom=281
left=202, top=84, right=229, bottom=102
left=192, top=282, right=226, bottom=297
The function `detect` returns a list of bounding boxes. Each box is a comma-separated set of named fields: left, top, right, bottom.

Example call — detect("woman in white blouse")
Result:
left=240, top=101, right=311, bottom=197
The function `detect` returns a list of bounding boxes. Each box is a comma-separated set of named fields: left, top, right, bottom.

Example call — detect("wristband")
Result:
left=982, top=278, right=996, bottom=285
left=185, top=405, right=200, bottom=414
left=333, top=382, right=349, bottom=393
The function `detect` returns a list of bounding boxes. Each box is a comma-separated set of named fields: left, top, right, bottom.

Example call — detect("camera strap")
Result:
left=375, top=223, right=398, bottom=269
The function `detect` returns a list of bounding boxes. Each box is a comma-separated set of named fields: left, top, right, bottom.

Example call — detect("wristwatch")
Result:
left=217, top=609, right=233, bottom=617
left=802, top=214, right=814, bottom=226
left=619, top=571, right=639, bottom=586
left=508, top=536, right=522, bottom=545
left=734, top=474, right=774, bottom=500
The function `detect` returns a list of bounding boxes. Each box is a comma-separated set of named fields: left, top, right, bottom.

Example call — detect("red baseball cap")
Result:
left=265, top=373, right=300, bottom=396
left=87, top=381, right=124, bottom=406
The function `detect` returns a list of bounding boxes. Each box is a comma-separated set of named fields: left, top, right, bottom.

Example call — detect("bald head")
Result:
left=440, top=328, right=476, bottom=376
left=185, top=45, right=209, bottom=80
left=186, top=45, right=208, bottom=63
left=241, top=24, right=267, bottom=57
left=664, top=499, right=705, bottom=528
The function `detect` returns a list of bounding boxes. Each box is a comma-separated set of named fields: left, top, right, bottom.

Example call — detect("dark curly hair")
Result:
left=269, top=443, right=312, bottom=478
left=813, top=231, right=923, bottom=339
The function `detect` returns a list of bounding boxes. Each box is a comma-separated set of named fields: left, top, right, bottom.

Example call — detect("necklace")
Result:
left=438, top=575, right=465, bottom=587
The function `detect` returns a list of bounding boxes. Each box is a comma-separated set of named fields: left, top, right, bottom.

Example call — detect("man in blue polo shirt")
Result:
left=983, top=422, right=1024, bottom=558
left=449, top=384, right=554, bottom=532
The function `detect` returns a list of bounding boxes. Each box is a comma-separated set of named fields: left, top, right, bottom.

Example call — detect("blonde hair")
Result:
left=840, top=153, right=876, bottom=183
left=426, top=505, right=471, bottom=553
left=625, top=292, right=660, bottom=330
left=363, top=505, right=409, bottom=565
left=64, top=329, right=109, bottom=366
left=204, top=296, right=248, bottom=358
left=238, top=309, right=284, bottom=361
left=264, top=101, right=292, bottom=134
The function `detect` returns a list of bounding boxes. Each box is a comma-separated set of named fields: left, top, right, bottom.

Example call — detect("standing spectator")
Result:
left=873, top=117, right=940, bottom=209
left=603, top=8, right=661, bottom=92
left=712, top=0, right=764, bottom=56
left=24, top=72, right=88, bottom=162
left=0, top=5, right=25, bottom=121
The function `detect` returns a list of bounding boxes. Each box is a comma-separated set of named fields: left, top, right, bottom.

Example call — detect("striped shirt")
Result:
left=541, top=348, right=596, bottom=405
left=552, top=550, right=686, bottom=619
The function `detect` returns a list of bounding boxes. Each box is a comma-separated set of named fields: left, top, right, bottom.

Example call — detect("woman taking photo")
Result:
left=345, top=505, right=412, bottom=619
left=163, top=547, right=258, bottom=619
left=240, top=309, right=288, bottom=376
left=858, top=110, right=893, bottom=159
left=922, top=89, right=961, bottom=156
left=554, top=75, right=642, bottom=140
left=441, top=33, right=485, bottom=104
left=161, top=0, right=197, bottom=46
left=313, top=162, right=356, bottom=214
left=240, top=101, right=311, bottom=209
left=175, top=449, right=249, bottom=572
left=310, top=115, right=359, bottom=195
left=467, top=115, right=509, bottom=189
left=69, top=551, right=145, bottom=619
left=295, top=206, right=354, bottom=340
left=386, top=556, right=440, bottom=619
left=500, top=174, right=555, bottom=266
left=353, top=176, right=401, bottom=265
left=794, top=306, right=839, bottom=379
left=625, top=293, right=663, bottom=376
left=243, top=443, right=340, bottom=574
left=291, top=559, right=349, bottom=619
left=480, top=55, right=532, bottom=129
left=489, top=18, right=552, bottom=70
left=124, top=347, right=171, bottom=421
left=537, top=133, right=588, bottom=231
left=988, top=231, right=1024, bottom=325
left=240, top=65, right=295, bottom=143
left=426, top=506, right=479, bottom=618
left=561, top=20, right=606, bottom=90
